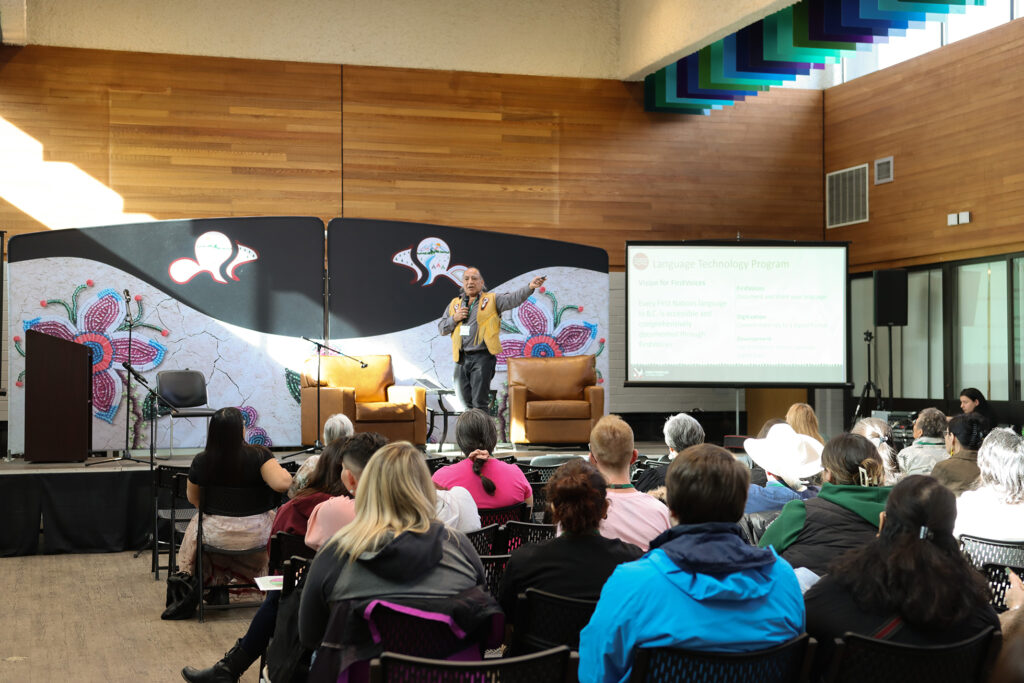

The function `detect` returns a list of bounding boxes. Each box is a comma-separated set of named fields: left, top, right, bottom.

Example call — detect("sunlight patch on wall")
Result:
left=0, top=116, right=155, bottom=229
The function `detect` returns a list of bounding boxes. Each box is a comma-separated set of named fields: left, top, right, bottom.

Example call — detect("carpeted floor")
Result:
left=2, top=551, right=262, bottom=682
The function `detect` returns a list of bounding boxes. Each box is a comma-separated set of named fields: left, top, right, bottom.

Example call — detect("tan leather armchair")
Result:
left=300, top=355, right=426, bottom=446
left=507, top=355, right=603, bottom=445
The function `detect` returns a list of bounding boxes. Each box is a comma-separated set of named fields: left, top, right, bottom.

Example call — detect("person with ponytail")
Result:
left=931, top=412, right=986, bottom=496
left=497, top=459, right=642, bottom=616
left=851, top=417, right=899, bottom=484
left=759, top=433, right=892, bottom=576
left=954, top=428, right=1024, bottom=542
left=805, top=475, right=997, bottom=673
left=432, top=409, right=533, bottom=509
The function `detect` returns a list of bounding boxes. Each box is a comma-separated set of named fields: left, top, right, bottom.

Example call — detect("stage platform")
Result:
left=0, top=441, right=669, bottom=557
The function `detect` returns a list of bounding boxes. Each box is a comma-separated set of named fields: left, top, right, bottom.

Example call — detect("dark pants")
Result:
left=240, top=590, right=280, bottom=657
left=454, top=350, right=496, bottom=411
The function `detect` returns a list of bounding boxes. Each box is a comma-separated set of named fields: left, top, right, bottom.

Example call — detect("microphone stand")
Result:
left=287, top=338, right=367, bottom=459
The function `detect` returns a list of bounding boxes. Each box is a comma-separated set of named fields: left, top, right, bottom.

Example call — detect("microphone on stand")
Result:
left=121, top=361, right=149, bottom=386
left=123, top=289, right=131, bottom=301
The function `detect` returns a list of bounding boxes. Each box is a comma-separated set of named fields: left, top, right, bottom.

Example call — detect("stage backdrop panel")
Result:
left=327, top=218, right=609, bottom=442
left=8, top=217, right=325, bottom=453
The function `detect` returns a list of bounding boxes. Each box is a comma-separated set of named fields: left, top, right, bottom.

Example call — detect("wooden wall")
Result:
left=0, top=46, right=825, bottom=269
left=825, top=18, right=1024, bottom=273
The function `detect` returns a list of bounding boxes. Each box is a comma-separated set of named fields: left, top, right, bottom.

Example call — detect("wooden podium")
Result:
left=25, top=328, right=93, bottom=462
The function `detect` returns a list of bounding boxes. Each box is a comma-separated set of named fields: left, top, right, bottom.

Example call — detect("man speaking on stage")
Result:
left=439, top=268, right=546, bottom=411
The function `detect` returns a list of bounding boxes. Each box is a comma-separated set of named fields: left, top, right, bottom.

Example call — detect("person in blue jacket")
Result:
left=578, top=444, right=805, bottom=683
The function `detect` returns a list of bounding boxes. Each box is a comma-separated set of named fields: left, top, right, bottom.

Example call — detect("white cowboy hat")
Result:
left=743, top=423, right=823, bottom=481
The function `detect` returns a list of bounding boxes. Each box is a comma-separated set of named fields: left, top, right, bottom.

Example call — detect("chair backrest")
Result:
left=496, top=454, right=519, bottom=464
left=982, top=563, right=1024, bottom=612
left=512, top=588, right=598, bottom=654
left=281, top=556, right=311, bottom=598
left=157, top=370, right=209, bottom=409
left=424, top=456, right=451, bottom=474
left=465, top=524, right=499, bottom=556
left=507, top=355, right=596, bottom=401
left=631, top=634, right=816, bottom=683
left=269, top=531, right=315, bottom=574
left=823, top=627, right=999, bottom=683
left=739, top=509, right=783, bottom=546
left=310, top=354, right=394, bottom=403
left=520, top=464, right=560, bottom=483
left=364, top=600, right=480, bottom=661
left=530, top=482, right=550, bottom=524
left=960, top=535, right=1024, bottom=570
left=201, top=485, right=282, bottom=517
left=502, top=521, right=556, bottom=554
left=479, top=502, right=530, bottom=527
left=369, top=645, right=576, bottom=683
left=480, top=554, right=511, bottom=600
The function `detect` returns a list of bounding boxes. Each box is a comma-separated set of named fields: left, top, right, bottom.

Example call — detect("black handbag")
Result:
left=161, top=571, right=199, bottom=620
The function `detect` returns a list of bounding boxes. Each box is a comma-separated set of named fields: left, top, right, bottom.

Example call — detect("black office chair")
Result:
left=157, top=369, right=218, bottom=456
left=465, top=524, right=500, bottom=556
left=631, top=634, right=816, bottom=683
left=501, top=521, right=556, bottom=554
left=510, top=588, right=598, bottom=655
left=369, top=646, right=577, bottom=683
left=195, top=484, right=281, bottom=622
left=152, top=465, right=194, bottom=578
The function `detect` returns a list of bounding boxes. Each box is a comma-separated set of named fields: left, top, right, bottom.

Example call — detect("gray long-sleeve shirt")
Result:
left=438, top=286, right=533, bottom=353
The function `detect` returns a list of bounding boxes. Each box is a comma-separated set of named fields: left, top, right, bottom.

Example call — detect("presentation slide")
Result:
left=626, top=242, right=848, bottom=386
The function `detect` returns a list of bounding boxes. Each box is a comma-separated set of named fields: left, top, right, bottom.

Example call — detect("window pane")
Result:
left=902, top=270, right=944, bottom=398
left=946, top=0, right=1012, bottom=44
left=1012, top=258, right=1024, bottom=398
left=956, top=261, right=1009, bottom=400
left=842, top=21, right=943, bottom=83
left=850, top=277, right=876, bottom=398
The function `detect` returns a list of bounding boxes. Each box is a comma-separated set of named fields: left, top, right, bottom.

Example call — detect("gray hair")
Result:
left=978, top=428, right=1024, bottom=504
left=851, top=417, right=897, bottom=481
left=916, top=408, right=947, bottom=438
left=663, top=413, right=705, bottom=452
left=323, top=413, right=354, bottom=444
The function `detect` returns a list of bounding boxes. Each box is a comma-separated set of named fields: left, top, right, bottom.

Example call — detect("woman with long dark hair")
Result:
left=497, top=459, right=642, bottom=615
left=432, top=408, right=532, bottom=509
left=178, top=407, right=292, bottom=583
left=960, top=387, right=997, bottom=429
left=805, top=475, right=998, bottom=670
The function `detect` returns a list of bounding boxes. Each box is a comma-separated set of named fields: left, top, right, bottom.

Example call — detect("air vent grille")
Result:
left=826, top=164, right=869, bottom=229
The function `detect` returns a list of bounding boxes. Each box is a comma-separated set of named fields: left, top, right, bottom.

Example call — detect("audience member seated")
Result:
left=304, top=433, right=389, bottom=551
left=497, top=459, right=643, bottom=616
left=178, top=407, right=292, bottom=585
left=434, top=481, right=482, bottom=533
left=181, top=435, right=357, bottom=683
left=804, top=475, right=998, bottom=674
left=271, top=437, right=351, bottom=540
left=787, top=402, right=826, bottom=445
left=432, top=409, right=533, bottom=510
left=960, top=386, right=997, bottom=430
left=634, top=412, right=705, bottom=493
left=932, top=413, right=986, bottom=496
left=287, top=413, right=354, bottom=498
left=298, top=442, right=491, bottom=677
left=587, top=415, right=671, bottom=551
left=955, top=428, right=1024, bottom=541
left=579, top=444, right=805, bottom=683
left=852, top=417, right=899, bottom=485
left=748, top=418, right=787, bottom=487
left=743, top=423, right=822, bottom=514
left=896, top=407, right=949, bottom=476
left=759, top=433, right=891, bottom=577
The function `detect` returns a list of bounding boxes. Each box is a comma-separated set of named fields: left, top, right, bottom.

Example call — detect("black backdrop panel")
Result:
left=328, top=218, right=608, bottom=338
left=9, top=217, right=324, bottom=337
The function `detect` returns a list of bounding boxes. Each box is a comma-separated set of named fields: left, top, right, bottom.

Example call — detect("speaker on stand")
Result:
left=873, top=269, right=908, bottom=410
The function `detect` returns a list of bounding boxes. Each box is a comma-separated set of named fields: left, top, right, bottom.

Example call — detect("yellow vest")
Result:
left=449, top=292, right=502, bottom=362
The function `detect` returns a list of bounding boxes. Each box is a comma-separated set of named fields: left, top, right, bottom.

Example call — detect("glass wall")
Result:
left=1012, top=257, right=1024, bottom=398
left=946, top=0, right=1013, bottom=44
left=956, top=261, right=1009, bottom=400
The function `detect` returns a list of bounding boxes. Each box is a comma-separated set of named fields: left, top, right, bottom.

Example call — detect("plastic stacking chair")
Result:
left=465, top=524, right=499, bottom=556
left=157, top=370, right=217, bottom=456
left=510, top=588, right=598, bottom=655
left=369, top=645, right=578, bottom=683
left=152, top=464, right=193, bottom=578
left=480, top=554, right=511, bottom=600
left=501, top=521, right=556, bottom=554
left=630, top=634, right=816, bottom=683
left=478, top=502, right=531, bottom=528
left=195, top=484, right=282, bottom=622
left=268, top=531, right=315, bottom=574
left=822, top=627, right=999, bottom=683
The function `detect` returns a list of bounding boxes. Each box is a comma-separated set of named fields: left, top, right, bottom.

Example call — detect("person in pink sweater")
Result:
left=432, top=409, right=533, bottom=510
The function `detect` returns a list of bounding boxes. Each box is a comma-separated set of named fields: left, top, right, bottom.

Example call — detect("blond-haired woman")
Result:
left=786, top=403, right=826, bottom=446
left=297, top=442, right=489, bottom=675
left=852, top=416, right=899, bottom=484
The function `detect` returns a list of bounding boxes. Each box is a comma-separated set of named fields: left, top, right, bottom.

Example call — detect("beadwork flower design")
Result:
left=240, top=406, right=272, bottom=447
left=496, top=288, right=602, bottom=374
left=16, top=284, right=168, bottom=423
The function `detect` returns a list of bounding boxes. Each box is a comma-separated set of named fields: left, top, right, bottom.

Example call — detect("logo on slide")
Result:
left=392, top=237, right=467, bottom=286
left=633, top=252, right=649, bottom=270
left=169, top=231, right=259, bottom=284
